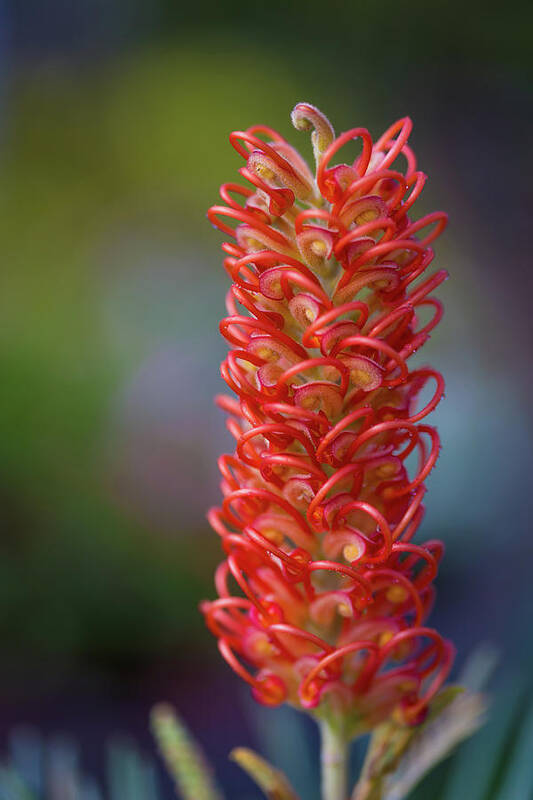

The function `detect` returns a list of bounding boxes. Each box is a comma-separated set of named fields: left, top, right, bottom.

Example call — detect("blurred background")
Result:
left=1, top=0, right=532, bottom=797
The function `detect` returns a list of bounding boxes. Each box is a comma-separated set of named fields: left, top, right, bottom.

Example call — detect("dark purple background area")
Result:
left=0, top=1, right=531, bottom=797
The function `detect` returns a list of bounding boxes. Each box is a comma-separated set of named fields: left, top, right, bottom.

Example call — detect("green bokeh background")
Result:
left=1, top=1, right=532, bottom=796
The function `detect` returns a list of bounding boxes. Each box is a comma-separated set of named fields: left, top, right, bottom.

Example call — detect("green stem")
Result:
left=320, top=719, right=348, bottom=800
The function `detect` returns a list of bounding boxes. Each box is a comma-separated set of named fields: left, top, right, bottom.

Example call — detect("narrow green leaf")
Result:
left=441, top=682, right=524, bottom=800
left=381, top=689, right=486, bottom=800
left=230, top=748, right=300, bottom=800
left=247, top=702, right=317, bottom=799
left=80, top=778, right=104, bottom=800
left=351, top=722, right=414, bottom=800
left=151, top=703, right=223, bottom=800
left=493, top=695, right=533, bottom=800
left=352, top=687, right=467, bottom=800
left=46, top=737, right=81, bottom=800
left=107, top=740, right=152, bottom=800
left=423, top=686, right=464, bottom=722
left=139, top=759, right=161, bottom=800
left=8, top=727, right=43, bottom=797
left=0, top=765, right=36, bottom=800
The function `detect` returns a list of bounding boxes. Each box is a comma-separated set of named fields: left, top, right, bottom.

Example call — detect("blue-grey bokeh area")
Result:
left=1, top=1, right=532, bottom=797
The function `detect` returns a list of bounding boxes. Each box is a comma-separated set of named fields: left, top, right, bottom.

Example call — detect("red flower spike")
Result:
left=203, top=103, right=455, bottom=732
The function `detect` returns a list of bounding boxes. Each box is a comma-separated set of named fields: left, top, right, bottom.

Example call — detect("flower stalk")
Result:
left=320, top=719, right=349, bottom=800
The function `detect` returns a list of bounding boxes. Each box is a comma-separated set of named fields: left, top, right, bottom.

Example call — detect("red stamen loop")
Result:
left=238, top=165, right=295, bottom=217
left=252, top=672, right=288, bottom=706
left=317, top=128, right=373, bottom=202
left=247, top=150, right=313, bottom=203
left=334, top=169, right=407, bottom=217
left=373, top=117, right=413, bottom=172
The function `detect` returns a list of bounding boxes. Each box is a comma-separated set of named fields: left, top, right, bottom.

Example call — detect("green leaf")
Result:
left=107, top=740, right=158, bottom=800
left=0, top=765, right=36, bottom=800
left=230, top=748, right=300, bottom=800
left=423, top=686, right=465, bottom=722
left=382, top=689, right=486, bottom=800
left=440, top=682, right=524, bottom=800
left=247, top=702, right=317, bottom=799
left=351, top=685, right=486, bottom=800
left=351, top=721, right=415, bottom=800
left=150, top=703, right=223, bottom=800
left=492, top=694, right=533, bottom=800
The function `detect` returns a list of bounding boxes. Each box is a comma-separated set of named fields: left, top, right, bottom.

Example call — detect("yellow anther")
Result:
left=300, top=394, right=317, bottom=410
left=246, top=237, right=263, bottom=250
left=351, top=368, right=374, bottom=387
left=310, top=239, right=328, bottom=256
left=386, top=585, right=409, bottom=603
left=378, top=630, right=394, bottom=646
left=376, top=463, right=396, bottom=478
left=256, top=346, right=278, bottom=361
left=343, top=543, right=363, bottom=562
left=355, top=209, right=379, bottom=225
left=337, top=602, right=353, bottom=618
left=254, top=638, right=275, bottom=657
left=262, top=528, right=284, bottom=545
left=254, top=163, right=276, bottom=180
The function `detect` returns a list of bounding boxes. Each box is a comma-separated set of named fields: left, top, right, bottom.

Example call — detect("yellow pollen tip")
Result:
left=356, top=210, right=378, bottom=224
left=254, top=638, right=275, bottom=657
left=310, top=239, right=327, bottom=256
left=338, top=602, right=352, bottom=618
left=379, top=630, right=394, bottom=646
left=376, top=463, right=396, bottom=478
left=256, top=346, right=277, bottom=361
left=255, top=164, right=276, bottom=180
left=263, top=528, right=284, bottom=545
left=351, top=368, right=373, bottom=387
left=386, top=585, right=409, bottom=603
left=300, top=395, right=318, bottom=410
left=343, top=543, right=362, bottom=562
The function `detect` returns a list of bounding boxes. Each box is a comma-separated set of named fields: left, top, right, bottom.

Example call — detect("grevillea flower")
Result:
left=202, top=103, right=455, bottom=736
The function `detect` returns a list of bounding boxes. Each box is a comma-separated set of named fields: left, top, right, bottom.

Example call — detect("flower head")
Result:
left=203, top=103, right=454, bottom=732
